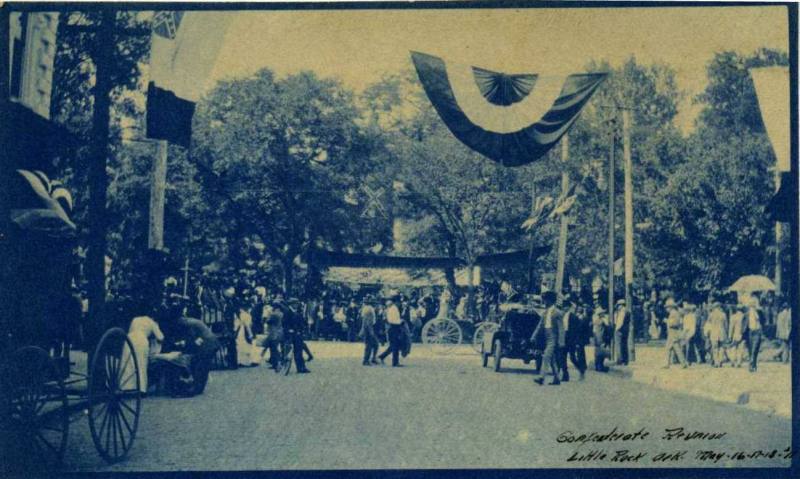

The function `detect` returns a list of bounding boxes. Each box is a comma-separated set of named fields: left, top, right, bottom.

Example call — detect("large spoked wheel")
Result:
left=88, top=328, right=142, bottom=463
left=422, top=318, right=463, bottom=354
left=472, top=322, right=500, bottom=353
left=0, top=346, right=69, bottom=470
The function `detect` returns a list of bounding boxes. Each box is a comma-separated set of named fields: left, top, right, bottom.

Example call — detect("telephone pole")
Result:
left=622, top=108, right=635, bottom=362
left=86, top=11, right=115, bottom=331
left=148, top=140, right=168, bottom=250
left=555, top=135, right=570, bottom=296
left=607, top=115, right=617, bottom=361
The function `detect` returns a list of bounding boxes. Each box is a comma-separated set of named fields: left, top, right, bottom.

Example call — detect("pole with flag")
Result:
left=145, top=11, right=232, bottom=255
left=147, top=11, right=232, bottom=148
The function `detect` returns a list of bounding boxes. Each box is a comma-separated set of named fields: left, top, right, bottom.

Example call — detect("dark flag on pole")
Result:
left=410, top=51, right=606, bottom=167
left=146, top=12, right=233, bottom=147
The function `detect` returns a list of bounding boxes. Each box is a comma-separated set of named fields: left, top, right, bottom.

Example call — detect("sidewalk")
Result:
left=606, top=343, right=791, bottom=418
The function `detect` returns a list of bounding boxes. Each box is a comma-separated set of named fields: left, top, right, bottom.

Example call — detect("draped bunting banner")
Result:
left=410, top=51, right=607, bottom=167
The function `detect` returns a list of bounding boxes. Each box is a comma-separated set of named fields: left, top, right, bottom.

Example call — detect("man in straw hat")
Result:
left=378, top=294, right=404, bottom=367
left=663, top=298, right=687, bottom=369
left=532, top=291, right=562, bottom=386
left=613, top=298, right=630, bottom=366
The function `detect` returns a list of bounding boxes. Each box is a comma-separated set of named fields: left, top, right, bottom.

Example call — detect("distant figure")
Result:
left=613, top=299, right=630, bottom=365
left=378, top=296, right=404, bottom=367
left=663, top=299, right=687, bottom=369
left=563, top=299, right=588, bottom=381
left=746, top=299, right=764, bottom=372
left=592, top=307, right=610, bottom=372
left=728, top=303, right=747, bottom=368
left=532, top=291, right=562, bottom=386
left=681, top=302, right=699, bottom=364
left=706, top=300, right=729, bottom=367
left=775, top=301, right=791, bottom=363
left=359, top=296, right=380, bottom=366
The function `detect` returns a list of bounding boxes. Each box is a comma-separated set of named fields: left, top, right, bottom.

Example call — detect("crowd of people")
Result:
left=114, top=268, right=792, bottom=397
left=644, top=293, right=792, bottom=371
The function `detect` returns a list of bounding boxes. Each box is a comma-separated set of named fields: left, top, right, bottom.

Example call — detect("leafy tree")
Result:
left=192, top=69, right=383, bottom=294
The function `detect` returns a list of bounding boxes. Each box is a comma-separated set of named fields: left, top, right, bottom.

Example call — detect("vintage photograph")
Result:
left=0, top=1, right=796, bottom=474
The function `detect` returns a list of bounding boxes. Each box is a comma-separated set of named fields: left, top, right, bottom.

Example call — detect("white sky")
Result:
left=205, top=6, right=789, bottom=132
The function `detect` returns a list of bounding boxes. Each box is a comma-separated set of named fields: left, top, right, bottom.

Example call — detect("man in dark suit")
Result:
left=532, top=291, right=562, bottom=386
left=562, top=298, right=588, bottom=381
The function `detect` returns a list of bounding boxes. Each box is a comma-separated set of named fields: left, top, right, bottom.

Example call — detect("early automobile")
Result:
left=481, top=302, right=546, bottom=372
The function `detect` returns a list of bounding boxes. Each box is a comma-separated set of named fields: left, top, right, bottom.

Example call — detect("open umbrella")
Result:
left=727, top=275, right=776, bottom=294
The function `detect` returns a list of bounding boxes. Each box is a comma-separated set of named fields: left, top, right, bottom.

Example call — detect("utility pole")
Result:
left=86, top=11, right=115, bottom=332
left=607, top=115, right=616, bottom=361
left=774, top=169, right=782, bottom=295
left=528, top=180, right=537, bottom=292
left=622, top=108, right=635, bottom=361
left=148, top=140, right=168, bottom=250
left=555, top=135, right=569, bottom=297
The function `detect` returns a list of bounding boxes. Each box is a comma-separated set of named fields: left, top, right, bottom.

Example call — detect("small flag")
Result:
left=146, top=12, right=233, bottom=147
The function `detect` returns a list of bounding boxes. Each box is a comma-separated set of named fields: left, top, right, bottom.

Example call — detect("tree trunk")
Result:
left=465, top=264, right=477, bottom=319
left=282, top=256, right=294, bottom=296
left=445, top=239, right=458, bottom=291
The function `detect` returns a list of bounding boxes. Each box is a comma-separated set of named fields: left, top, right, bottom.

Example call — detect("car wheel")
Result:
left=493, top=339, right=502, bottom=372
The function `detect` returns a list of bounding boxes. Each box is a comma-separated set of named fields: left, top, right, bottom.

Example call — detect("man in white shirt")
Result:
left=746, top=299, right=764, bottom=372
left=378, top=296, right=404, bottom=367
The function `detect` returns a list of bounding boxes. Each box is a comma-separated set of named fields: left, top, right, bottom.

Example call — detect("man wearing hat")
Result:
left=378, top=295, right=404, bottom=367
left=613, top=298, right=630, bottom=366
left=706, top=299, right=729, bottom=367
left=727, top=303, right=747, bottom=368
left=359, top=295, right=380, bottom=365
left=663, top=298, right=687, bottom=368
left=591, top=306, right=610, bottom=372
left=532, top=291, right=562, bottom=385
left=561, top=297, right=587, bottom=381
left=682, top=301, right=699, bottom=364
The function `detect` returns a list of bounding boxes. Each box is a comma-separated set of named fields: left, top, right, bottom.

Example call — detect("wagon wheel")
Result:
left=472, top=322, right=500, bottom=354
left=0, top=346, right=69, bottom=470
left=422, top=318, right=462, bottom=354
left=88, top=328, right=142, bottom=463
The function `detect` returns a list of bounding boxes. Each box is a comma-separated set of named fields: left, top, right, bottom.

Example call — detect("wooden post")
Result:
left=528, top=180, right=537, bottom=292
left=87, top=11, right=115, bottom=330
left=555, top=135, right=569, bottom=297
left=774, top=169, right=782, bottom=295
left=607, top=117, right=616, bottom=361
left=182, top=256, right=190, bottom=298
left=148, top=140, right=168, bottom=250
left=622, top=108, right=635, bottom=361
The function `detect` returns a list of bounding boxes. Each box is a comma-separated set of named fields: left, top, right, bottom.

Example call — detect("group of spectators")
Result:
left=645, top=294, right=792, bottom=372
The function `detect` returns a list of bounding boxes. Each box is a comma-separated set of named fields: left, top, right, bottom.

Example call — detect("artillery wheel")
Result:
left=421, top=318, right=462, bottom=354
left=88, top=328, right=141, bottom=463
left=472, top=322, right=500, bottom=354
left=0, top=346, right=69, bottom=470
